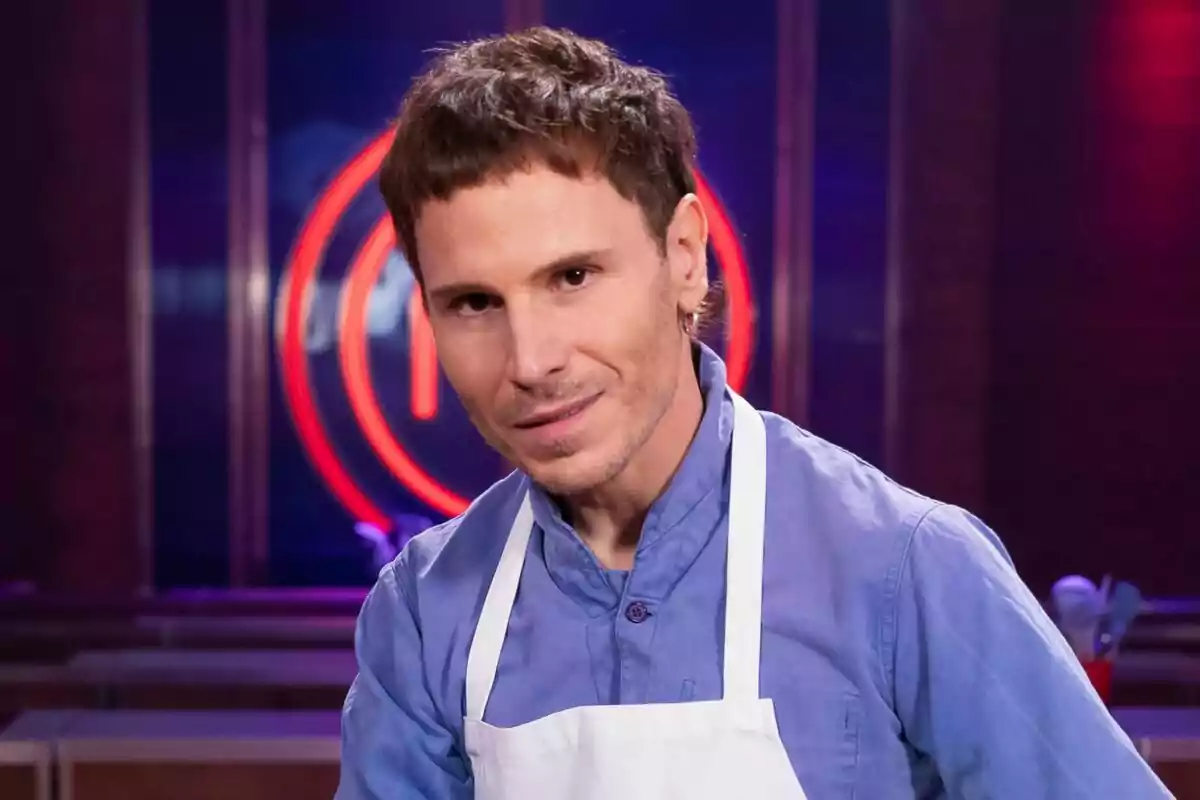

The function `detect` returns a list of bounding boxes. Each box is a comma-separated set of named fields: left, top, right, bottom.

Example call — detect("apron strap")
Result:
left=722, top=391, right=768, bottom=702
left=465, top=493, right=535, bottom=721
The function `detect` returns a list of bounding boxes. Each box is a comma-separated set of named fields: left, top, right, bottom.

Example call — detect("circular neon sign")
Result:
left=278, top=130, right=755, bottom=529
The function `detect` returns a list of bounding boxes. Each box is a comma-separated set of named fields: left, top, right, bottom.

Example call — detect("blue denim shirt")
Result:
left=337, top=346, right=1169, bottom=799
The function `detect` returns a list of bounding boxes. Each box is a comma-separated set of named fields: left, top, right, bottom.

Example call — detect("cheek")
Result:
left=579, top=279, right=679, bottom=384
left=606, top=273, right=675, bottom=340
left=434, top=332, right=506, bottom=416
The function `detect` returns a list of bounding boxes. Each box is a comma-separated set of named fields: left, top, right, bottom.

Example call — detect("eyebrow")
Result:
left=425, top=248, right=612, bottom=306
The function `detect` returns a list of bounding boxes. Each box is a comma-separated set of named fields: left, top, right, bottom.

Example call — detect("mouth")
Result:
left=511, top=394, right=601, bottom=431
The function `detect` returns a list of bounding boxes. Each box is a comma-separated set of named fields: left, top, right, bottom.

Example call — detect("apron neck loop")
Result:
left=464, top=390, right=770, bottom=721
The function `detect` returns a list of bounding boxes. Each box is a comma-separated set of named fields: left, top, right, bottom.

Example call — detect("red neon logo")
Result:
left=278, top=131, right=755, bottom=529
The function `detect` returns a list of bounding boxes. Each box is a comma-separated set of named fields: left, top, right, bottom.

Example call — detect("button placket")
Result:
left=616, top=597, right=657, bottom=704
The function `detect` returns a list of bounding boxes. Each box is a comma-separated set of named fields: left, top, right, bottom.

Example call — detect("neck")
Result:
left=564, top=342, right=704, bottom=570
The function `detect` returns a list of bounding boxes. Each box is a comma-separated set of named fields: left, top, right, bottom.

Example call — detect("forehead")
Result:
left=413, top=165, right=652, bottom=286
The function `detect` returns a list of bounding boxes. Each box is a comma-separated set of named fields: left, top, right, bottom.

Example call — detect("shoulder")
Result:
left=758, top=409, right=1012, bottom=586
left=759, top=409, right=937, bottom=548
left=389, top=470, right=528, bottom=619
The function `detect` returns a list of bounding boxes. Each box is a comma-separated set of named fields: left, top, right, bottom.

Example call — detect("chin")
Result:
left=518, top=446, right=623, bottom=497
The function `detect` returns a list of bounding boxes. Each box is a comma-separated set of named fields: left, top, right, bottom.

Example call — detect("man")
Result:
left=337, top=27, right=1171, bottom=800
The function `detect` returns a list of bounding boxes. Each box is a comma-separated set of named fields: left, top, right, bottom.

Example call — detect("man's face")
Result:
left=414, top=163, right=709, bottom=496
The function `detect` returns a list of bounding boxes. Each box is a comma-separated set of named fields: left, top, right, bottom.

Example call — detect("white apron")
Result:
left=463, top=391, right=807, bottom=800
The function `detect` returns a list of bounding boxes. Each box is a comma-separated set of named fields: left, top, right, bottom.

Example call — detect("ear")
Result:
left=664, top=194, right=709, bottom=318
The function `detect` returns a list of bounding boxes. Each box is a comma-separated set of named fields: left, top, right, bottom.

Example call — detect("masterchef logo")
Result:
left=277, top=130, right=756, bottom=530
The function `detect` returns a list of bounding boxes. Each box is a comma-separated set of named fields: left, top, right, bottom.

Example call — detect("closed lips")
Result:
left=512, top=395, right=600, bottom=429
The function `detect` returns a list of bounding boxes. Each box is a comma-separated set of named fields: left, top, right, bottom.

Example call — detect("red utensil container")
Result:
left=1082, top=659, right=1113, bottom=704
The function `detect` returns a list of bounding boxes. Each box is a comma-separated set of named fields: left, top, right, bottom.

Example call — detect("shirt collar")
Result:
left=527, top=343, right=734, bottom=611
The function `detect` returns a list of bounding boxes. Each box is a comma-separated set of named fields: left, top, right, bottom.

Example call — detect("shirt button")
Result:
left=624, top=601, right=650, bottom=624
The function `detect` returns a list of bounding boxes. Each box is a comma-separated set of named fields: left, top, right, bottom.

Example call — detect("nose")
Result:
left=505, top=300, right=569, bottom=391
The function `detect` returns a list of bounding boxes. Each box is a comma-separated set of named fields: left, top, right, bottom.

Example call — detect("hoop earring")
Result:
left=680, top=310, right=700, bottom=337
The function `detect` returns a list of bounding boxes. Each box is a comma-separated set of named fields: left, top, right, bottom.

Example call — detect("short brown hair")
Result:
left=379, top=27, right=698, bottom=279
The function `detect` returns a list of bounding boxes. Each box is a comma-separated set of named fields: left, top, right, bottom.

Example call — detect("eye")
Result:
left=555, top=267, right=593, bottom=290
left=447, top=292, right=497, bottom=317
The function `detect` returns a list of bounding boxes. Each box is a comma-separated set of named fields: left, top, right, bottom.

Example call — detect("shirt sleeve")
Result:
left=891, top=504, right=1171, bottom=799
left=336, top=559, right=472, bottom=800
